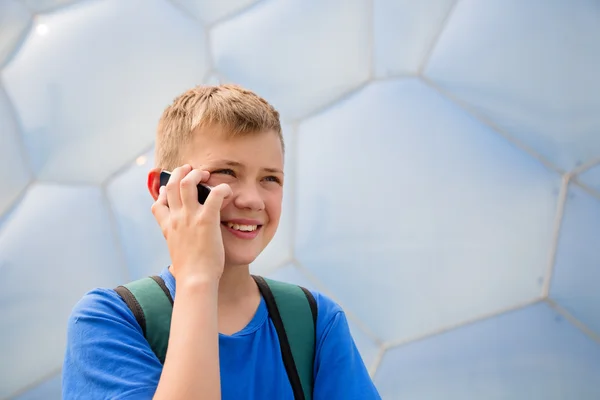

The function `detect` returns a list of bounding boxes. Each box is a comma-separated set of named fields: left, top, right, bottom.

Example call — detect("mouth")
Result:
left=221, top=220, right=263, bottom=239
left=222, top=222, right=261, bottom=232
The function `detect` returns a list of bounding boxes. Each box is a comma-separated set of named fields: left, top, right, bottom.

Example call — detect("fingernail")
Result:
left=159, top=186, right=165, bottom=195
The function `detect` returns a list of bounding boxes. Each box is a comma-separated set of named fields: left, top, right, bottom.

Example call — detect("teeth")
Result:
left=226, top=222, right=258, bottom=232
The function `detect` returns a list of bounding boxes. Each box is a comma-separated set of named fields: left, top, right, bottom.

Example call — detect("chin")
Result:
left=223, top=249, right=261, bottom=268
left=222, top=230, right=270, bottom=268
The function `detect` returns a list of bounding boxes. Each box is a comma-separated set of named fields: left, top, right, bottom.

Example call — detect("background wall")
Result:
left=1, top=0, right=600, bottom=399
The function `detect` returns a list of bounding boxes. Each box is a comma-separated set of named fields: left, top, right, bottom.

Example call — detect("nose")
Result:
left=232, top=182, right=265, bottom=211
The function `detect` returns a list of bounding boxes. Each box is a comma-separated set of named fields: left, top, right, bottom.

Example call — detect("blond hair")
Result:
left=155, top=84, right=282, bottom=170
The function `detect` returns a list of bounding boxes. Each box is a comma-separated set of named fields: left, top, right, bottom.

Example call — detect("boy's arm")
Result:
left=313, top=309, right=382, bottom=400
left=150, top=166, right=232, bottom=400
left=152, top=276, right=220, bottom=400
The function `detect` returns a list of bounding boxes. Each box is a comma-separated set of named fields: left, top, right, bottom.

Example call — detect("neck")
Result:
left=217, top=264, right=257, bottom=306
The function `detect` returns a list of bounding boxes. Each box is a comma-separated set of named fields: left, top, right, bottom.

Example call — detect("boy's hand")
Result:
left=151, top=164, right=232, bottom=283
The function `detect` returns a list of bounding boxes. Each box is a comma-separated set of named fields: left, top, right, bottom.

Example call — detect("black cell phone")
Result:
left=159, top=170, right=211, bottom=205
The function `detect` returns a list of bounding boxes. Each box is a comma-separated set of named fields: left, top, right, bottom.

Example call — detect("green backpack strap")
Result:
left=114, top=276, right=173, bottom=363
left=252, top=275, right=318, bottom=400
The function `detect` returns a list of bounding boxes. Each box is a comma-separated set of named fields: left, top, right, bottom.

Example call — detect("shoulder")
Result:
left=303, top=290, right=382, bottom=398
left=64, top=286, right=150, bottom=363
left=265, top=278, right=348, bottom=346
left=63, top=287, right=161, bottom=399
left=304, top=288, right=352, bottom=347
left=67, top=286, right=140, bottom=334
left=309, top=289, right=344, bottom=327
left=68, top=268, right=173, bottom=337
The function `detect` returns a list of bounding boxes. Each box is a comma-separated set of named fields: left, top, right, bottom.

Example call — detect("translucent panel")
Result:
left=105, top=148, right=170, bottom=280
left=578, top=164, right=600, bottom=194
left=373, top=0, right=456, bottom=77
left=424, top=0, right=600, bottom=172
left=0, top=0, right=31, bottom=68
left=296, top=78, right=559, bottom=343
left=0, top=184, right=127, bottom=399
left=205, top=72, right=223, bottom=85
left=211, top=0, right=370, bottom=120
left=171, top=0, right=258, bottom=25
left=0, top=87, right=31, bottom=215
left=550, top=184, right=600, bottom=335
left=0, top=204, right=17, bottom=229
left=250, top=125, right=294, bottom=275
left=12, top=373, right=61, bottom=400
left=375, top=303, right=600, bottom=400
left=2, top=0, right=209, bottom=184
left=21, top=0, right=79, bottom=13
left=266, top=263, right=380, bottom=369
left=2, top=1, right=598, bottom=398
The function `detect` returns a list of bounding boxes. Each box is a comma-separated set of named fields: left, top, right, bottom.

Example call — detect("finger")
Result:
left=201, top=183, right=232, bottom=221
left=180, top=169, right=205, bottom=210
left=199, top=170, right=210, bottom=184
left=151, top=186, right=170, bottom=232
left=165, top=165, right=192, bottom=211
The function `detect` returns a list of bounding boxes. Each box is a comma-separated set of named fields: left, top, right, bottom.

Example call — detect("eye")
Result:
left=264, top=176, right=282, bottom=184
left=212, top=169, right=236, bottom=177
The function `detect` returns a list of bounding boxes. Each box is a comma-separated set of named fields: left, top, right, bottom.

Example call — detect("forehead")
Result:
left=183, top=128, right=284, bottom=169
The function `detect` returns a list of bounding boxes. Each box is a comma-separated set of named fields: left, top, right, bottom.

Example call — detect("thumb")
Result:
left=202, top=183, right=232, bottom=219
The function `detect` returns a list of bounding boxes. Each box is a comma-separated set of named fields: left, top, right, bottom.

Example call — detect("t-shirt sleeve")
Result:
left=62, top=288, right=163, bottom=400
left=312, top=295, right=382, bottom=400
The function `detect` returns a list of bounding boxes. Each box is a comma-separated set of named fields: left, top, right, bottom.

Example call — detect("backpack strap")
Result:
left=114, top=276, right=173, bottom=363
left=252, top=275, right=317, bottom=400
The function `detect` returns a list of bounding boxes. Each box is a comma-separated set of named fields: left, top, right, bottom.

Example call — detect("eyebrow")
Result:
left=212, top=160, right=284, bottom=175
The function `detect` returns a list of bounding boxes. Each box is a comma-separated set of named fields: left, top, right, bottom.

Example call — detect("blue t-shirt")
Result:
left=62, top=267, right=381, bottom=399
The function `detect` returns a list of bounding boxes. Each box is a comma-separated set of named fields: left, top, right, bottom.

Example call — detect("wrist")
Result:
left=175, top=268, right=221, bottom=292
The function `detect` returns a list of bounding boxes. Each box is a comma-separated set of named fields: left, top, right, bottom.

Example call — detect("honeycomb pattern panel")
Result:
left=0, top=184, right=127, bottom=399
left=0, top=1, right=31, bottom=68
left=550, top=183, right=600, bottom=335
left=211, top=0, right=371, bottom=120
left=170, top=0, right=259, bottom=25
left=21, top=0, right=80, bottom=13
left=295, top=78, right=559, bottom=343
left=266, top=263, right=380, bottom=370
left=0, top=0, right=598, bottom=398
left=424, top=0, right=600, bottom=172
left=1, top=0, right=210, bottom=184
left=374, top=303, right=600, bottom=399
left=0, top=87, right=31, bottom=216
left=12, top=373, right=61, bottom=400
left=373, top=0, right=456, bottom=77
left=577, top=164, right=600, bottom=194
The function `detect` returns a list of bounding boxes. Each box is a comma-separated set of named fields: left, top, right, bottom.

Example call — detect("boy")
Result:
left=62, top=84, right=381, bottom=399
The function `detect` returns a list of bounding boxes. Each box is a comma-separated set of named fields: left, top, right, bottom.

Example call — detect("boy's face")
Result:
left=178, top=127, right=284, bottom=268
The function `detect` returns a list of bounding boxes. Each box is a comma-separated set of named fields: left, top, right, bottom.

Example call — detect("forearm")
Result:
left=154, top=275, right=221, bottom=400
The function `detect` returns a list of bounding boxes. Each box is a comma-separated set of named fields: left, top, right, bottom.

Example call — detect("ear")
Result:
left=147, top=167, right=162, bottom=201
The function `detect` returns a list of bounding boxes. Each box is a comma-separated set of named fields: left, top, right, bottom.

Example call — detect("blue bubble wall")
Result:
left=1, top=0, right=599, bottom=398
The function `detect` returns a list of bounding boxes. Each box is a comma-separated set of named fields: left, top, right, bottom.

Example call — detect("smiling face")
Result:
left=181, top=126, right=284, bottom=268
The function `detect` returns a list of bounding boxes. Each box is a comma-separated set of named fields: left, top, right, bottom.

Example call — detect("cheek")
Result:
left=207, top=176, right=234, bottom=188
left=265, top=193, right=283, bottom=225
